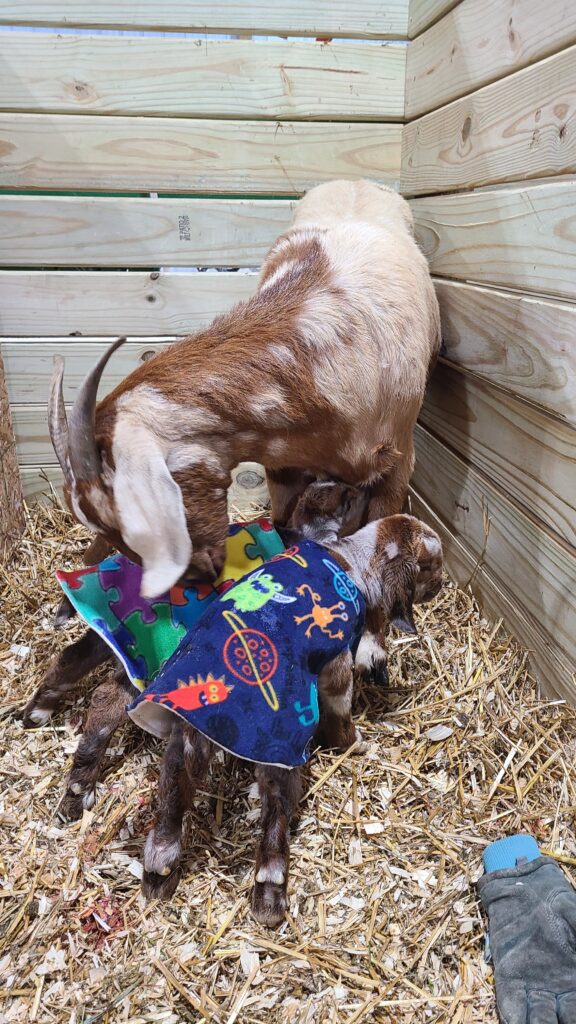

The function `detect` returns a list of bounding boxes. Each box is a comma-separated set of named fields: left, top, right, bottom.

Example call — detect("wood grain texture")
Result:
left=0, top=270, right=258, bottom=336
left=0, top=196, right=295, bottom=268
left=412, top=423, right=576, bottom=672
left=19, top=465, right=63, bottom=502
left=435, top=280, right=576, bottom=424
left=4, top=338, right=177, bottom=403
left=0, top=1, right=410, bottom=38
left=0, top=349, right=24, bottom=560
left=408, top=0, right=459, bottom=39
left=421, top=361, right=576, bottom=547
left=0, top=114, right=401, bottom=195
left=406, top=0, right=576, bottom=118
left=11, top=406, right=55, bottom=466
left=0, top=33, right=405, bottom=120
left=411, top=184, right=576, bottom=300
left=402, top=45, right=576, bottom=194
left=409, top=487, right=575, bottom=701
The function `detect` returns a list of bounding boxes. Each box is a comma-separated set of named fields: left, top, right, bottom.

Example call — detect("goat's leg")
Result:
left=61, top=669, right=132, bottom=820
left=355, top=450, right=415, bottom=685
left=142, top=723, right=212, bottom=900
left=315, top=650, right=364, bottom=752
left=53, top=535, right=114, bottom=625
left=252, top=764, right=302, bottom=927
left=22, top=631, right=112, bottom=727
left=265, top=467, right=315, bottom=527
left=354, top=605, right=390, bottom=688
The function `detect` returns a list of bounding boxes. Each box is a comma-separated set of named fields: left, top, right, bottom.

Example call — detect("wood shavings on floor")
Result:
left=1, top=500, right=576, bottom=1024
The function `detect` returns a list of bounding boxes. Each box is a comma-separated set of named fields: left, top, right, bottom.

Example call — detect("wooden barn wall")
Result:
left=0, top=3, right=407, bottom=500
left=403, top=0, right=576, bottom=701
left=2, top=0, right=575, bottom=701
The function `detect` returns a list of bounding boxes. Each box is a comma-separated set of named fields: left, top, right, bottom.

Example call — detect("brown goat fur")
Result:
left=51, top=180, right=440, bottom=601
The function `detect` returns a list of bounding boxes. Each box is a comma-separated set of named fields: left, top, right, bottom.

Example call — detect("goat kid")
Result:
left=142, top=492, right=443, bottom=924
left=23, top=488, right=442, bottom=924
left=48, top=181, right=440, bottom=611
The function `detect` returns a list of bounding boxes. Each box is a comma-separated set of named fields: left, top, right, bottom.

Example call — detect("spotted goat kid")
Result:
left=22, top=484, right=442, bottom=925
left=141, top=485, right=443, bottom=926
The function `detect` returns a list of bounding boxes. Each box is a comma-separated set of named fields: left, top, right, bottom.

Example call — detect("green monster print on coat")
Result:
left=221, top=569, right=297, bottom=613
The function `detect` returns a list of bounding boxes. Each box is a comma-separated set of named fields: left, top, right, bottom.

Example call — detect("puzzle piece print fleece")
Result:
left=56, top=519, right=285, bottom=690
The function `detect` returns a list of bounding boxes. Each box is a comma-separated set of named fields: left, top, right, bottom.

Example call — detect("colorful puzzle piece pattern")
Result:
left=99, top=556, right=159, bottom=625
left=124, top=605, right=187, bottom=680
left=56, top=519, right=286, bottom=691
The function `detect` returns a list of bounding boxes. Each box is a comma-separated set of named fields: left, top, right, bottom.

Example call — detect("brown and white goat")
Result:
left=24, top=483, right=442, bottom=924
left=48, top=181, right=440, bottom=667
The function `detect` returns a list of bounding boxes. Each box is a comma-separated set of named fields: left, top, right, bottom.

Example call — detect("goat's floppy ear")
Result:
left=387, top=558, right=418, bottom=635
left=112, top=432, right=192, bottom=599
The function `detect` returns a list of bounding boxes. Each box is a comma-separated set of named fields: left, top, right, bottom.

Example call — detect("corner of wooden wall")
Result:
left=0, top=348, right=25, bottom=562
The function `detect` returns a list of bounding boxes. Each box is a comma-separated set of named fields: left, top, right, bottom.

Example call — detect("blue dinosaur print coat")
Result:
left=128, top=541, right=365, bottom=767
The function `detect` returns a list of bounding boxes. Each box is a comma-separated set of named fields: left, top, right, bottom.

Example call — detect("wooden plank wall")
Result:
left=404, top=0, right=576, bottom=700
left=3, top=0, right=575, bottom=701
left=0, top=2, right=407, bottom=501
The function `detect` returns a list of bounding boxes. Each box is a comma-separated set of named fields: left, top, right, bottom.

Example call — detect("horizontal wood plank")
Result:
left=435, top=280, right=576, bottom=424
left=0, top=114, right=401, bottom=195
left=408, top=0, right=459, bottom=39
left=0, top=270, right=258, bottom=336
left=412, top=423, right=576, bottom=673
left=0, top=1, right=409, bottom=38
left=411, top=184, right=576, bottom=300
left=4, top=338, right=177, bottom=403
left=409, top=487, right=575, bottom=701
left=0, top=33, right=405, bottom=120
left=420, top=361, right=576, bottom=547
left=12, top=405, right=55, bottom=465
left=406, top=0, right=576, bottom=118
left=0, top=196, right=295, bottom=267
left=402, top=45, right=576, bottom=194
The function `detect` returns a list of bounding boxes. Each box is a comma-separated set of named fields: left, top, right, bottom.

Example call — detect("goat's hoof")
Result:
left=59, top=781, right=96, bottom=820
left=141, top=866, right=182, bottom=901
left=53, top=595, right=77, bottom=627
left=354, top=635, right=389, bottom=688
left=353, top=726, right=369, bottom=755
left=371, top=661, right=389, bottom=688
left=22, top=704, right=52, bottom=728
left=251, top=881, right=287, bottom=928
left=143, top=831, right=182, bottom=878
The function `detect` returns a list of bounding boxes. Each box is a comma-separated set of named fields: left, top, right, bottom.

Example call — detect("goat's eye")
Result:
left=419, top=562, right=432, bottom=572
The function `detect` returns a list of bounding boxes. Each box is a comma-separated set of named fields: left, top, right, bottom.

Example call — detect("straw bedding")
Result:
left=1, top=497, right=576, bottom=1024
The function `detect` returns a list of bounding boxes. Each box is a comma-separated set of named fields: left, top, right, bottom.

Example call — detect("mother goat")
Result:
left=49, top=180, right=440, bottom=671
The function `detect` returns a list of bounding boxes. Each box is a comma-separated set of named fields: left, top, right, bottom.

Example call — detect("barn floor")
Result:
left=2, top=499, right=576, bottom=1024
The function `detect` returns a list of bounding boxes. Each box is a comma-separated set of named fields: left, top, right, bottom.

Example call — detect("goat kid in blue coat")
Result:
left=141, top=482, right=443, bottom=925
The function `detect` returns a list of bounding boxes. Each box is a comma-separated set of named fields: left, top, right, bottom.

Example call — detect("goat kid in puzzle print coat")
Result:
left=48, top=179, right=441, bottom=689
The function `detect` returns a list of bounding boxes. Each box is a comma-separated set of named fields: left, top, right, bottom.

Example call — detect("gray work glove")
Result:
left=478, top=855, right=576, bottom=1023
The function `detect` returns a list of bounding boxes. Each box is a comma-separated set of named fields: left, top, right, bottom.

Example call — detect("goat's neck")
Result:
left=326, top=522, right=384, bottom=609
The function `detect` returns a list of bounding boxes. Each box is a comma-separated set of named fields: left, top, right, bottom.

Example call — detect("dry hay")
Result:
left=2, top=497, right=576, bottom=1024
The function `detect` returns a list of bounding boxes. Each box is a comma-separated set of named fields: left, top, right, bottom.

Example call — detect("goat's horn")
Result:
left=48, top=354, right=72, bottom=484
left=67, top=337, right=126, bottom=481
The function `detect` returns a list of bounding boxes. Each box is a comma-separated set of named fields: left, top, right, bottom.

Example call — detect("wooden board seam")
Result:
left=415, top=418, right=576, bottom=561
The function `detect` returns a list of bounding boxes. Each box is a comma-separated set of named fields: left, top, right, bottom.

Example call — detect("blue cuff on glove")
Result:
left=483, top=834, right=540, bottom=874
